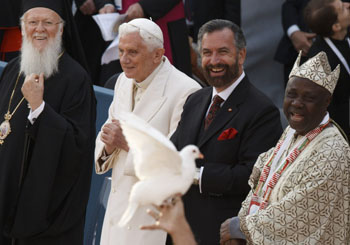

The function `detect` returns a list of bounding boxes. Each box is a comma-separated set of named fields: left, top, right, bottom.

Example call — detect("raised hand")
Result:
left=21, top=73, right=44, bottom=111
left=290, top=31, right=316, bottom=56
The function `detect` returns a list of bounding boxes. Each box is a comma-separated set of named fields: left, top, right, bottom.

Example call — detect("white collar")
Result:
left=324, top=37, right=350, bottom=75
left=211, top=71, right=245, bottom=101
left=265, top=112, right=330, bottom=188
left=320, top=112, right=330, bottom=125
left=133, top=57, right=164, bottom=90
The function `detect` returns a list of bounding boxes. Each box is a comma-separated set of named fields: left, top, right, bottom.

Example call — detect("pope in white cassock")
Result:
left=221, top=51, right=350, bottom=245
left=94, top=18, right=201, bottom=245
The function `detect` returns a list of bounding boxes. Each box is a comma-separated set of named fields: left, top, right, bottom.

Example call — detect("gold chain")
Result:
left=0, top=51, right=65, bottom=145
left=0, top=73, right=25, bottom=145
left=5, top=51, right=64, bottom=120
left=5, top=73, right=25, bottom=120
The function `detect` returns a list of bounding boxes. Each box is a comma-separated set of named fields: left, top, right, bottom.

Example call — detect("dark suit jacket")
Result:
left=170, top=76, right=283, bottom=245
left=274, top=0, right=310, bottom=65
left=188, top=0, right=241, bottom=42
left=308, top=36, right=350, bottom=137
left=74, top=0, right=107, bottom=84
left=274, top=0, right=350, bottom=65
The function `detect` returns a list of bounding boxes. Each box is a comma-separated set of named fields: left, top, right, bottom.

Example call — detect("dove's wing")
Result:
left=120, top=112, right=182, bottom=179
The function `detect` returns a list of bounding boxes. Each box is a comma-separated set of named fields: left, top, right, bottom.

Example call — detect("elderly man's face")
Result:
left=119, top=32, right=162, bottom=83
left=200, top=28, right=246, bottom=92
left=23, top=7, right=62, bottom=52
left=283, top=77, right=331, bottom=135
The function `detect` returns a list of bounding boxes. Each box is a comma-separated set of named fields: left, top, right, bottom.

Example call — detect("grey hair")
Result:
left=119, top=22, right=163, bottom=51
left=198, top=19, right=246, bottom=52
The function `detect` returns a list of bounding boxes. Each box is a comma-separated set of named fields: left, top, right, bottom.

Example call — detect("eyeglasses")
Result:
left=24, top=20, right=63, bottom=28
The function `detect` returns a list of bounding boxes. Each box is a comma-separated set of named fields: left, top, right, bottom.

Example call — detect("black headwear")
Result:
left=21, top=0, right=89, bottom=73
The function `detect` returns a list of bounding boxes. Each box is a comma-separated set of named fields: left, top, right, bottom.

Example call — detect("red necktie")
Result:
left=204, top=95, right=224, bottom=130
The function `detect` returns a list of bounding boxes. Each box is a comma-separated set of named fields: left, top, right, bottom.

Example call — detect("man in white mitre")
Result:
left=94, top=18, right=200, bottom=245
left=221, top=51, right=350, bottom=244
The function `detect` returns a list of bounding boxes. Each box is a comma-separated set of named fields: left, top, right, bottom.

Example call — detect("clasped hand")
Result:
left=101, top=119, right=129, bottom=154
left=220, top=218, right=246, bottom=245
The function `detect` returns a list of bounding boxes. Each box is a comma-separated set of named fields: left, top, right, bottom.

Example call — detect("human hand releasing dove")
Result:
left=118, top=112, right=203, bottom=227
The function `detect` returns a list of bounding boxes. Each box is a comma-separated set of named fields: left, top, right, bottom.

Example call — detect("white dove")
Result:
left=117, top=112, right=203, bottom=227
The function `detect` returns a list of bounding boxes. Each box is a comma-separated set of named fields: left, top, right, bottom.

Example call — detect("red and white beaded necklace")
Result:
left=249, top=114, right=330, bottom=214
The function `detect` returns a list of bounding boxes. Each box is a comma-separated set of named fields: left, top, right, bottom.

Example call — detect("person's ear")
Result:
left=154, top=48, right=165, bottom=63
left=332, top=22, right=341, bottom=33
left=58, top=23, right=64, bottom=36
left=238, top=48, right=246, bottom=66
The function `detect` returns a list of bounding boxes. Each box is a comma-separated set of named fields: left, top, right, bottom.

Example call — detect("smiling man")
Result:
left=94, top=18, right=200, bottom=245
left=221, top=51, right=350, bottom=244
left=0, top=0, right=96, bottom=245
left=169, top=19, right=282, bottom=244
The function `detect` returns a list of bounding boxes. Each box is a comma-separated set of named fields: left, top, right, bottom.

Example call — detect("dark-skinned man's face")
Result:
left=283, top=77, right=331, bottom=135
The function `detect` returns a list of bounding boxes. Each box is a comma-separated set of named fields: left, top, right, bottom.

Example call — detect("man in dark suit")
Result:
left=274, top=0, right=316, bottom=86
left=305, top=0, right=350, bottom=138
left=170, top=19, right=283, bottom=245
left=275, top=0, right=350, bottom=86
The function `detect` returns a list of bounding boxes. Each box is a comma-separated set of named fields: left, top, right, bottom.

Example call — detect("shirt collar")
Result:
left=211, top=71, right=245, bottom=101
left=133, top=57, right=164, bottom=90
left=321, top=112, right=330, bottom=125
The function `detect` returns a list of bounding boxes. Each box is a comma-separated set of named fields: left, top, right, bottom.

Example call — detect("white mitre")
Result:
left=289, top=51, right=340, bottom=94
left=119, top=18, right=164, bottom=44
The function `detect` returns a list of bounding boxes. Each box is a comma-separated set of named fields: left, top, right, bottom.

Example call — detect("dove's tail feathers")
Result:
left=118, top=203, right=138, bottom=227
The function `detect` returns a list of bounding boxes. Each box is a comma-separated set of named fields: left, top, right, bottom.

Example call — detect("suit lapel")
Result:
left=198, top=77, right=250, bottom=147
left=186, top=88, right=212, bottom=144
left=116, top=76, right=134, bottom=115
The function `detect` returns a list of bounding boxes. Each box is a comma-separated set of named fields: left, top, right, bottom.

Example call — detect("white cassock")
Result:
left=95, top=56, right=201, bottom=245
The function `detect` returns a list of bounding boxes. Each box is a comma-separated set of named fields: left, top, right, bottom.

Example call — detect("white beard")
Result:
left=20, top=31, right=62, bottom=78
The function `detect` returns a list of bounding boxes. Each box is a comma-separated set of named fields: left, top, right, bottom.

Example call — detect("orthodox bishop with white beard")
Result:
left=0, top=0, right=96, bottom=244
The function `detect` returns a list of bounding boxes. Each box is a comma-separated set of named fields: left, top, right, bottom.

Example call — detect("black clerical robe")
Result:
left=0, top=52, right=96, bottom=245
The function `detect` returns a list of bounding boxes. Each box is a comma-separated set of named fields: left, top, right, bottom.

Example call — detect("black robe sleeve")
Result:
left=281, top=0, right=307, bottom=32
left=74, top=0, right=86, bottom=8
left=94, top=0, right=114, bottom=11
left=138, top=0, right=180, bottom=20
left=223, top=0, right=241, bottom=26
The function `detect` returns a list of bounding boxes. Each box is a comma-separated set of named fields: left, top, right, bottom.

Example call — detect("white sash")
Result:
left=324, top=37, right=350, bottom=129
left=324, top=37, right=350, bottom=75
